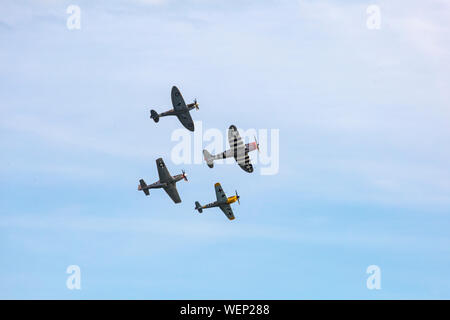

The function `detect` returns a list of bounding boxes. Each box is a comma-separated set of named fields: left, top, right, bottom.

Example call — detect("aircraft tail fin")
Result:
left=203, top=150, right=214, bottom=168
left=138, top=179, right=150, bottom=196
left=195, top=201, right=203, bottom=213
left=150, top=110, right=159, bottom=123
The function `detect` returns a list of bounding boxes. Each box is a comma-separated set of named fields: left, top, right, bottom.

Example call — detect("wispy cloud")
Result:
left=297, top=0, right=450, bottom=60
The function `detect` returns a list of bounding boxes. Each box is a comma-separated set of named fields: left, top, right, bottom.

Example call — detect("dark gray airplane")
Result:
left=150, top=86, right=199, bottom=131
left=138, top=158, right=187, bottom=203
left=195, top=183, right=240, bottom=220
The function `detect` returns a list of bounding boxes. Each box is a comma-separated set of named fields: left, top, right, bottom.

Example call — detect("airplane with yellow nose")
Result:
left=195, top=183, right=240, bottom=220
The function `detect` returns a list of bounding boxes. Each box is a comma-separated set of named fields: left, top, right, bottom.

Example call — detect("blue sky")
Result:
left=1, top=0, right=450, bottom=299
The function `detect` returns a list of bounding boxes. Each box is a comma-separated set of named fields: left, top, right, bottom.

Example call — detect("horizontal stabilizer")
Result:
left=203, top=150, right=214, bottom=168
left=195, top=201, right=203, bottom=213
left=138, top=179, right=150, bottom=196
left=150, top=110, right=159, bottom=123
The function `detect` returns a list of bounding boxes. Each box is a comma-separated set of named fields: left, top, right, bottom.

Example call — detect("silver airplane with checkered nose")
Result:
left=203, top=125, right=259, bottom=173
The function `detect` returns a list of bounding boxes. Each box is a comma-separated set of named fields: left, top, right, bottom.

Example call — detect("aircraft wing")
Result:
left=228, top=125, right=253, bottom=173
left=219, top=204, right=235, bottom=220
left=214, top=183, right=227, bottom=202
left=163, top=184, right=181, bottom=203
left=176, top=111, right=194, bottom=131
left=156, top=158, right=172, bottom=183
left=171, top=86, right=187, bottom=111
left=171, top=86, right=194, bottom=131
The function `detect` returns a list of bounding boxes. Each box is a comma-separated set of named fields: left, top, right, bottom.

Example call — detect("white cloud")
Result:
left=384, top=0, right=450, bottom=60
left=297, top=0, right=450, bottom=60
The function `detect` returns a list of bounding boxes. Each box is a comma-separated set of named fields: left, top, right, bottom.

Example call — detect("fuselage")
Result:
left=213, top=142, right=258, bottom=160
left=158, top=103, right=197, bottom=117
left=140, top=174, right=184, bottom=190
left=201, top=195, right=238, bottom=209
left=226, top=195, right=238, bottom=204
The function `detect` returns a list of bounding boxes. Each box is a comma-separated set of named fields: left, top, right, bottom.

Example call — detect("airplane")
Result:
left=203, top=125, right=259, bottom=173
left=150, top=86, right=199, bottom=132
left=138, top=158, right=187, bottom=203
left=195, top=183, right=240, bottom=220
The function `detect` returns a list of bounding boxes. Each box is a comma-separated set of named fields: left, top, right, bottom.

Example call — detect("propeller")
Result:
left=235, top=190, right=240, bottom=205
left=254, top=135, right=260, bottom=152
left=182, top=170, right=188, bottom=181
left=193, top=98, right=199, bottom=110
